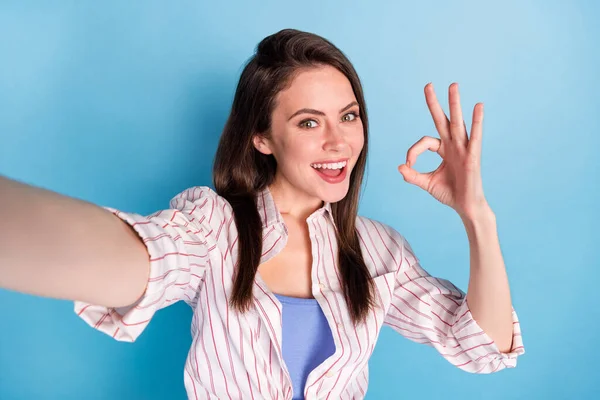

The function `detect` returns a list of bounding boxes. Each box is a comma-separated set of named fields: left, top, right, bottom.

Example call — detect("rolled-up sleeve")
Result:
left=74, top=186, right=217, bottom=342
left=383, top=234, right=524, bottom=373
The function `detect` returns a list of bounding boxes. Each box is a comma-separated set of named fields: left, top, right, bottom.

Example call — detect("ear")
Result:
left=252, top=134, right=273, bottom=155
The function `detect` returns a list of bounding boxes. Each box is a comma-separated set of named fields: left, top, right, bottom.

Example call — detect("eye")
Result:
left=299, top=119, right=318, bottom=129
left=342, top=111, right=359, bottom=122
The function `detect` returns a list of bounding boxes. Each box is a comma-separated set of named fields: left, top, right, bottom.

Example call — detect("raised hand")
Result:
left=397, top=83, right=491, bottom=221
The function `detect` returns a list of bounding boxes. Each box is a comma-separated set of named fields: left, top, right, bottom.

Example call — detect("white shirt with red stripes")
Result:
left=74, top=186, right=524, bottom=400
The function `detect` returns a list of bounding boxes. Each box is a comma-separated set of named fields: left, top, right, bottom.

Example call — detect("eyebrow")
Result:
left=287, top=101, right=359, bottom=121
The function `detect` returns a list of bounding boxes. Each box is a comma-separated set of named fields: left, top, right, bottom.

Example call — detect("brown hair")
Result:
left=213, top=29, right=375, bottom=326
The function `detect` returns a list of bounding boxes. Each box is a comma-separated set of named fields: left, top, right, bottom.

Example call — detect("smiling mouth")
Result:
left=310, top=160, right=348, bottom=170
left=310, top=160, right=348, bottom=182
left=313, top=166, right=344, bottom=177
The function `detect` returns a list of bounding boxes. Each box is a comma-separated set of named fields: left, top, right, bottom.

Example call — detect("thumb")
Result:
left=397, top=164, right=430, bottom=190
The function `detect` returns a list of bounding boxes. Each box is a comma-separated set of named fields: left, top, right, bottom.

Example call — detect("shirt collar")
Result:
left=256, top=186, right=334, bottom=229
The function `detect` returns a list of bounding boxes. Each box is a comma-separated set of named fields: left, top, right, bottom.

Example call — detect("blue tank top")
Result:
left=273, top=293, right=336, bottom=400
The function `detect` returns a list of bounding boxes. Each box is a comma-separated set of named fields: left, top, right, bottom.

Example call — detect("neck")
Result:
left=268, top=177, right=323, bottom=223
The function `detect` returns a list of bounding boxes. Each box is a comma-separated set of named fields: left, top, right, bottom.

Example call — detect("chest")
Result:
left=190, top=211, right=396, bottom=398
left=257, top=216, right=315, bottom=298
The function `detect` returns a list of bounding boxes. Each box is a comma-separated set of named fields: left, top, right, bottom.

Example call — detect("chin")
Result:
left=318, top=185, right=350, bottom=204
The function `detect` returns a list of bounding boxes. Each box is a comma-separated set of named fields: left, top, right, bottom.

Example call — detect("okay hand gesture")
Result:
left=398, top=83, right=491, bottom=220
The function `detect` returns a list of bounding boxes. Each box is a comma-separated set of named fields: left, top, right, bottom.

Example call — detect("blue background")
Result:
left=1, top=1, right=598, bottom=399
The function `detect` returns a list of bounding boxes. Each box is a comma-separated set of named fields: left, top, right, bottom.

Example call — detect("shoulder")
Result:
left=355, top=214, right=404, bottom=248
left=355, top=215, right=419, bottom=272
left=168, top=186, right=234, bottom=210
left=168, top=186, right=222, bottom=206
left=166, top=186, right=233, bottom=226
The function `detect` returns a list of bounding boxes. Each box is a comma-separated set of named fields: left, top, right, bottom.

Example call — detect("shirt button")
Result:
left=318, top=282, right=326, bottom=290
left=336, top=322, right=343, bottom=329
left=325, top=370, right=334, bottom=378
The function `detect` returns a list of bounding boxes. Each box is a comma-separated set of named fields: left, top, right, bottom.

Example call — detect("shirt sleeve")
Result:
left=382, top=231, right=525, bottom=373
left=74, top=186, right=218, bottom=343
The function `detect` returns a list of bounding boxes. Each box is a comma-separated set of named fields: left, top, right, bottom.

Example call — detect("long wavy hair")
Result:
left=213, top=29, right=375, bottom=326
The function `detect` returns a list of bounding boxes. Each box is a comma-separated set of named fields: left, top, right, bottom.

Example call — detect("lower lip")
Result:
left=313, top=166, right=348, bottom=184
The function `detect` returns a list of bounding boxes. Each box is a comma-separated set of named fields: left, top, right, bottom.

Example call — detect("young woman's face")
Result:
left=253, top=65, right=365, bottom=205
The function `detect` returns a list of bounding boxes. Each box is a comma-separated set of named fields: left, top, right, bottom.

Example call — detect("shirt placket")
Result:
left=304, top=212, right=341, bottom=399
left=252, top=222, right=294, bottom=399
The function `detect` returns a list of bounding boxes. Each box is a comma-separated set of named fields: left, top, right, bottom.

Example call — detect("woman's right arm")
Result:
left=0, top=175, right=150, bottom=308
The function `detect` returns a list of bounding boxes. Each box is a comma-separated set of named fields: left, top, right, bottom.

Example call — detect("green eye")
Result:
left=342, top=112, right=358, bottom=122
left=299, top=119, right=318, bottom=128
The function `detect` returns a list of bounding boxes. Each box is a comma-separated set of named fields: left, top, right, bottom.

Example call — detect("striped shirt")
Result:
left=74, top=186, right=525, bottom=400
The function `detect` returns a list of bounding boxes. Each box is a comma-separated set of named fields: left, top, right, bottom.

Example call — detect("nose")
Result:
left=322, top=125, right=348, bottom=152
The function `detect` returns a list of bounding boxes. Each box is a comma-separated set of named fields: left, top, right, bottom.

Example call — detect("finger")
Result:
left=468, top=103, right=484, bottom=157
left=449, top=83, right=468, bottom=146
left=404, top=136, right=442, bottom=167
left=424, top=83, right=451, bottom=142
left=397, top=164, right=432, bottom=191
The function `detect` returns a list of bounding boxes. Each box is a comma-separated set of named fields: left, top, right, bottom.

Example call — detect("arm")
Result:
left=0, top=175, right=150, bottom=308
left=462, top=206, right=513, bottom=353
left=381, top=225, right=524, bottom=373
left=75, top=185, right=215, bottom=342
left=389, top=83, right=524, bottom=372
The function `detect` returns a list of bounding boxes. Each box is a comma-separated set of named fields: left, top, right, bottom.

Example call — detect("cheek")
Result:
left=350, top=128, right=365, bottom=153
left=284, top=137, right=320, bottom=159
left=275, top=140, right=316, bottom=171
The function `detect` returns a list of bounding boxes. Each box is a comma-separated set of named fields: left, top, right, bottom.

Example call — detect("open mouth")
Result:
left=310, top=160, right=348, bottom=183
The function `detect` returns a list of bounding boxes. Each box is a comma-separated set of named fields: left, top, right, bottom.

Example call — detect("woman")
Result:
left=0, top=29, right=524, bottom=399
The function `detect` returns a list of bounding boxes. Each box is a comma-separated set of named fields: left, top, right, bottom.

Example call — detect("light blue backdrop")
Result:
left=1, top=1, right=598, bottom=399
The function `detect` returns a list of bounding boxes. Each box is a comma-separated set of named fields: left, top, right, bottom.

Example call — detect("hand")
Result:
left=397, top=83, right=491, bottom=221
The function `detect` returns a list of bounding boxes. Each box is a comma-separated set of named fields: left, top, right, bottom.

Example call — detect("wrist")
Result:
left=460, top=204, right=496, bottom=234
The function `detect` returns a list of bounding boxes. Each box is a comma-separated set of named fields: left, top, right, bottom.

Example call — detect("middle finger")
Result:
left=449, top=83, right=468, bottom=146
left=424, top=83, right=451, bottom=143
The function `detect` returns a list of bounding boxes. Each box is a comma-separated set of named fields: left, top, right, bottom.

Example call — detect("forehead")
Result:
left=274, top=65, right=357, bottom=114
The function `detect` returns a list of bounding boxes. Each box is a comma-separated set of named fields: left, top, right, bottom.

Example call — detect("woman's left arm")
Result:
left=397, top=82, right=515, bottom=353
left=461, top=205, right=513, bottom=353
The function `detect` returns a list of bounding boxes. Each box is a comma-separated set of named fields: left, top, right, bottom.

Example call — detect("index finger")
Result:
left=424, top=83, right=451, bottom=142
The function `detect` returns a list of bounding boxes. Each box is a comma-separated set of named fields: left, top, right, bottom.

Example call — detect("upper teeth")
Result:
left=310, top=160, right=347, bottom=169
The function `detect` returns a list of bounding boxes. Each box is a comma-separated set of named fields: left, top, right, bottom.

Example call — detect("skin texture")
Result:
left=252, top=65, right=364, bottom=222
left=0, top=175, right=150, bottom=308
left=253, top=65, right=365, bottom=299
